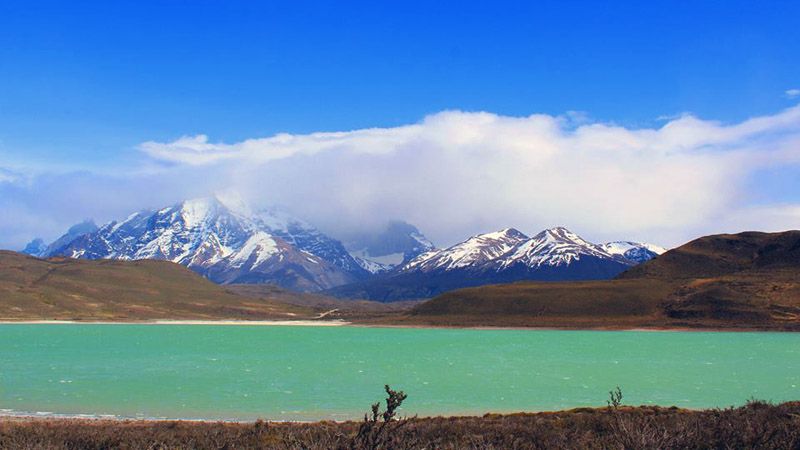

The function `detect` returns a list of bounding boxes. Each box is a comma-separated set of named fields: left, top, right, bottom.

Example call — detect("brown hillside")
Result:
left=619, top=230, right=800, bottom=279
left=402, top=231, right=800, bottom=330
left=0, top=251, right=314, bottom=321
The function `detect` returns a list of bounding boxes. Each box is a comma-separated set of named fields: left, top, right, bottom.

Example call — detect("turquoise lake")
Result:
left=1, top=324, right=799, bottom=421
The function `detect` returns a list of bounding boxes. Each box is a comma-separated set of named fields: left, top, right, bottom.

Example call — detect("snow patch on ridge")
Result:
left=600, top=241, right=667, bottom=256
left=229, top=231, right=279, bottom=268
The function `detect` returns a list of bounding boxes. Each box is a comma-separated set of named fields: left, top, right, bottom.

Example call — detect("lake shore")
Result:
left=2, top=401, right=798, bottom=449
left=0, top=319, right=762, bottom=332
left=0, top=318, right=789, bottom=332
left=0, top=319, right=351, bottom=326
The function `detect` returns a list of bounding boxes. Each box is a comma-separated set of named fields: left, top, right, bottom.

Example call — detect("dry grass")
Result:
left=0, top=251, right=315, bottom=321
left=403, top=278, right=674, bottom=328
left=2, top=400, right=799, bottom=449
left=228, top=284, right=418, bottom=322
left=391, top=273, right=800, bottom=330
left=396, top=271, right=800, bottom=330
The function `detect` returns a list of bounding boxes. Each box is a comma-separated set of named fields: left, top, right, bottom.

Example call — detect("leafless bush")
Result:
left=349, top=384, right=417, bottom=450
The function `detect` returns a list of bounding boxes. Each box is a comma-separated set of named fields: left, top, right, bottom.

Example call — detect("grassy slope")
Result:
left=228, top=284, right=418, bottom=321
left=394, top=231, right=800, bottom=329
left=0, top=251, right=315, bottom=320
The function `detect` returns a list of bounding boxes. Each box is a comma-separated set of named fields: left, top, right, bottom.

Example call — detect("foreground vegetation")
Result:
left=2, top=393, right=799, bottom=449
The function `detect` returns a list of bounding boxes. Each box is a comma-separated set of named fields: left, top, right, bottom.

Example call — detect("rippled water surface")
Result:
left=1, top=324, right=799, bottom=420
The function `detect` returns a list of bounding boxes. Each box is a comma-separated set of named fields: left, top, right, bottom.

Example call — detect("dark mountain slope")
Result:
left=619, top=231, right=800, bottom=279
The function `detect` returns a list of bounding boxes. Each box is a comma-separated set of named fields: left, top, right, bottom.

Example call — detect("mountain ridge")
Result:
left=328, top=226, right=665, bottom=301
left=20, top=200, right=664, bottom=298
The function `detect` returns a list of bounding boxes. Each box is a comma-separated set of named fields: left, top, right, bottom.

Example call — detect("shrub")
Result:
left=607, top=386, right=623, bottom=409
left=350, top=384, right=414, bottom=450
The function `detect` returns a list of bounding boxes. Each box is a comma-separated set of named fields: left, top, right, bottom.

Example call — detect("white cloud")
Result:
left=2, top=106, right=800, bottom=250
left=786, top=89, right=800, bottom=99
left=133, top=106, right=800, bottom=247
left=718, top=204, right=800, bottom=233
left=138, top=124, right=422, bottom=166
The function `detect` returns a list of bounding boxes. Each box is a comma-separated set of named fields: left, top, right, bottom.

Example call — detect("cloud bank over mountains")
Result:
left=2, top=105, right=800, bottom=250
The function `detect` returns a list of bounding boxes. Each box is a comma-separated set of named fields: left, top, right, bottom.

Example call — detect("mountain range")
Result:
left=22, top=197, right=664, bottom=298
left=406, top=230, right=800, bottom=330
left=5, top=229, right=799, bottom=330
left=328, top=226, right=665, bottom=301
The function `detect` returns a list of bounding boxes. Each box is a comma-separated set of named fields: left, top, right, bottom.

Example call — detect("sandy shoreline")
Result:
left=0, top=319, right=790, bottom=332
left=0, top=319, right=351, bottom=326
left=0, top=411, right=280, bottom=423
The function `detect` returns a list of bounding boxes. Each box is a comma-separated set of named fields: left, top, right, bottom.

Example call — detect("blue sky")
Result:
left=1, top=1, right=799, bottom=248
left=2, top=1, right=799, bottom=167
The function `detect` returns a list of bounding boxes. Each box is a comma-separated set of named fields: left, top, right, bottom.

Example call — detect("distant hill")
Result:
left=400, top=230, right=800, bottom=330
left=228, top=284, right=419, bottom=321
left=618, top=231, right=800, bottom=279
left=0, top=251, right=315, bottom=321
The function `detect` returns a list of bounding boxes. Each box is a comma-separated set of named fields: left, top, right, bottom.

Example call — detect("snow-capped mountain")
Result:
left=402, top=228, right=526, bottom=272
left=400, top=226, right=635, bottom=279
left=43, top=197, right=367, bottom=291
left=494, top=227, right=621, bottom=269
left=599, top=241, right=666, bottom=263
left=345, top=220, right=435, bottom=274
left=329, top=226, right=665, bottom=301
left=253, top=207, right=367, bottom=277
left=26, top=204, right=665, bottom=300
